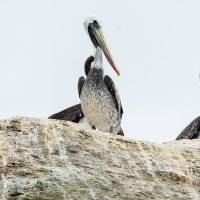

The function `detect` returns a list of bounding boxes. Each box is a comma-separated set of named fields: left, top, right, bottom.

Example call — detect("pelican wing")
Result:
left=104, top=75, right=123, bottom=118
left=176, top=116, right=200, bottom=140
left=78, top=76, right=85, bottom=97
left=84, top=56, right=94, bottom=76
left=48, top=104, right=84, bottom=123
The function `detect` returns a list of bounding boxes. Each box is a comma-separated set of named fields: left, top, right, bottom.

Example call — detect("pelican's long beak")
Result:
left=91, top=25, right=120, bottom=76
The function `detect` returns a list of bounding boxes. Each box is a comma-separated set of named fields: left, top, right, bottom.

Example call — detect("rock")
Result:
left=0, top=116, right=200, bottom=200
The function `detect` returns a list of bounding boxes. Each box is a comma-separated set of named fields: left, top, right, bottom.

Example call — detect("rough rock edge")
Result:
left=0, top=116, right=199, bottom=200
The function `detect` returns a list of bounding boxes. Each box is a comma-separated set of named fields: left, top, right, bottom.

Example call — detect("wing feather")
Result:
left=48, top=104, right=84, bottom=123
left=176, top=116, right=200, bottom=140
left=84, top=56, right=94, bottom=76
left=78, top=76, right=85, bottom=97
left=104, top=75, right=123, bottom=118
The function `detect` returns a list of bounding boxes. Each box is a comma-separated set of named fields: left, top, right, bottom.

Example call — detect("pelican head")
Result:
left=84, top=16, right=120, bottom=76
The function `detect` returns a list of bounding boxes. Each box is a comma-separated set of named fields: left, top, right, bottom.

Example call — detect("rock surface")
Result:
left=0, top=116, right=200, bottom=200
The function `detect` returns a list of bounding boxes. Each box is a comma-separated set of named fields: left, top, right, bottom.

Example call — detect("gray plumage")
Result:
left=79, top=48, right=123, bottom=135
left=48, top=55, right=124, bottom=136
left=49, top=16, right=124, bottom=136
left=176, top=116, right=200, bottom=140
left=104, top=75, right=123, bottom=118
left=78, top=77, right=85, bottom=97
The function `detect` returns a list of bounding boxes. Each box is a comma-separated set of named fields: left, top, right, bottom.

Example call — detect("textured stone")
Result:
left=0, top=116, right=200, bottom=200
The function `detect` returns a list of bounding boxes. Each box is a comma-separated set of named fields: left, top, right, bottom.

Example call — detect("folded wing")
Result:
left=48, top=104, right=84, bottom=123
left=176, top=116, right=200, bottom=140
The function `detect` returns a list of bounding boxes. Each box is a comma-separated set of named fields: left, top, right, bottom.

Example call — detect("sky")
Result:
left=0, top=0, right=200, bottom=143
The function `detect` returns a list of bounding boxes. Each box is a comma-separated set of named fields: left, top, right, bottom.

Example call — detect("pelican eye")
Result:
left=93, top=20, right=100, bottom=28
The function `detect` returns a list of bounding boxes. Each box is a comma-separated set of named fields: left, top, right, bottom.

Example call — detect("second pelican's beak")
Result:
left=89, top=23, right=120, bottom=76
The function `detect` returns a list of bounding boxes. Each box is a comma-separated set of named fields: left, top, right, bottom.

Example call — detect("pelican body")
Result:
left=78, top=16, right=123, bottom=134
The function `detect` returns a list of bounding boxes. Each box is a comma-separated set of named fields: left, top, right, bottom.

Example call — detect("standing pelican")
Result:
left=49, top=54, right=124, bottom=136
left=78, top=16, right=123, bottom=135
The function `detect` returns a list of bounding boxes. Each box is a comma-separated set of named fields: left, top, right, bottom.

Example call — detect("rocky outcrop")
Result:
left=0, top=117, right=200, bottom=200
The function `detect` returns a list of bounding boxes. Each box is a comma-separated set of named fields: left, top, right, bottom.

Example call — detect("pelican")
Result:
left=78, top=16, right=123, bottom=135
left=48, top=56, right=94, bottom=127
left=48, top=54, right=124, bottom=136
left=176, top=116, right=200, bottom=140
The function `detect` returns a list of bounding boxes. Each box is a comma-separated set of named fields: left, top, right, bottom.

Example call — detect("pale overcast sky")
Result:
left=0, top=0, right=200, bottom=143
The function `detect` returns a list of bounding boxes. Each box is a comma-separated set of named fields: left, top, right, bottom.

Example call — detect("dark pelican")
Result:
left=78, top=16, right=123, bottom=135
left=48, top=56, right=94, bottom=126
left=176, top=116, right=200, bottom=140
